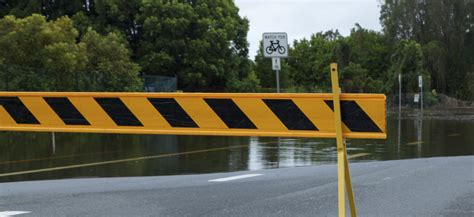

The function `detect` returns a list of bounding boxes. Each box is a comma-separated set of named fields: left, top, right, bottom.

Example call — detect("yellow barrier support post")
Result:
left=331, top=63, right=346, bottom=217
left=344, top=138, right=358, bottom=217
left=330, top=63, right=357, bottom=217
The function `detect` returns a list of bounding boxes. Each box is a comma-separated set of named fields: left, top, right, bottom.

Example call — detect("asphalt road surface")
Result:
left=1, top=156, right=473, bottom=217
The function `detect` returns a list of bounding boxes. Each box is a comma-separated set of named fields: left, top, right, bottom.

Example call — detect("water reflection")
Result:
left=416, top=110, right=423, bottom=157
left=0, top=113, right=473, bottom=183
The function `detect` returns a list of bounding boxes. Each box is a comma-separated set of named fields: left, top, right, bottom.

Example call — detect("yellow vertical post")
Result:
left=330, top=63, right=358, bottom=217
left=330, top=63, right=346, bottom=217
left=344, top=139, right=358, bottom=217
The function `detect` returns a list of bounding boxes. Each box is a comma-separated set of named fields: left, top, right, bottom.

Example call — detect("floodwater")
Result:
left=0, top=110, right=473, bottom=183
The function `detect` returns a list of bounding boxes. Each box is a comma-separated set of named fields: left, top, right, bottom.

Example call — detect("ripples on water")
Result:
left=0, top=112, right=473, bottom=182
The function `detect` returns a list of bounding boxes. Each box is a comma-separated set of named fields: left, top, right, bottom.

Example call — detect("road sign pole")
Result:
left=399, top=73, right=402, bottom=115
left=421, top=87, right=423, bottom=112
left=51, top=132, right=56, bottom=154
left=272, top=57, right=281, bottom=93
left=276, top=70, right=280, bottom=93
left=274, top=58, right=281, bottom=166
left=419, top=75, right=423, bottom=112
left=331, top=63, right=357, bottom=217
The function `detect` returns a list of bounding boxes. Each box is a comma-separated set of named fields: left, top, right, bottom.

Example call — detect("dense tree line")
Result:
left=0, top=0, right=472, bottom=99
left=0, top=0, right=257, bottom=92
left=255, top=1, right=473, bottom=100
left=382, top=0, right=473, bottom=99
left=255, top=26, right=429, bottom=95
left=0, top=14, right=142, bottom=91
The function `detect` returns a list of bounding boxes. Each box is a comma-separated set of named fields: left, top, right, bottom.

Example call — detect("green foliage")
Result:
left=0, top=1, right=472, bottom=99
left=280, top=27, right=389, bottom=93
left=386, top=40, right=429, bottom=93
left=337, top=25, right=390, bottom=93
left=344, top=24, right=391, bottom=79
left=81, top=30, right=142, bottom=91
left=226, top=70, right=260, bottom=92
left=287, top=31, right=342, bottom=92
left=341, top=63, right=383, bottom=93
left=380, top=0, right=474, bottom=99
left=466, top=71, right=474, bottom=100
left=424, top=91, right=440, bottom=107
left=0, top=0, right=85, bottom=20
left=0, top=14, right=141, bottom=91
left=0, top=14, right=86, bottom=90
left=1, top=0, right=255, bottom=92
left=137, top=0, right=253, bottom=91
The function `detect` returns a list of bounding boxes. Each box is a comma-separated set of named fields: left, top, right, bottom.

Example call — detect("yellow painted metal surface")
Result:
left=331, top=63, right=358, bottom=217
left=345, top=142, right=358, bottom=217
left=331, top=63, right=348, bottom=217
left=0, top=91, right=386, bottom=139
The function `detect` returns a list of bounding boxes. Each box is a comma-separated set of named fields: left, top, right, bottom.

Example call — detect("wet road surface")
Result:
left=1, top=156, right=472, bottom=216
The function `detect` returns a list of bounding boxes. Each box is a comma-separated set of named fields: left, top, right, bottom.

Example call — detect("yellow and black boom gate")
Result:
left=0, top=92, right=385, bottom=138
left=0, top=63, right=385, bottom=217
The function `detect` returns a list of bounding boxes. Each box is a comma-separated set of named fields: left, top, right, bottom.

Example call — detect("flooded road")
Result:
left=1, top=111, right=473, bottom=183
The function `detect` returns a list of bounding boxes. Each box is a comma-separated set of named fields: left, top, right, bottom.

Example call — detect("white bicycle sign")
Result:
left=265, top=40, right=286, bottom=55
left=263, top=32, right=288, bottom=58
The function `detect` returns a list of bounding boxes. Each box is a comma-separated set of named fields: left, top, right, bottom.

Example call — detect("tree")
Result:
left=345, top=24, right=391, bottom=81
left=226, top=70, right=260, bottom=92
left=0, top=0, right=85, bottom=19
left=80, top=29, right=142, bottom=91
left=385, top=40, right=429, bottom=94
left=341, top=63, right=383, bottom=93
left=136, top=0, right=252, bottom=91
left=0, top=14, right=141, bottom=91
left=334, top=24, right=390, bottom=93
left=380, top=0, right=473, bottom=99
left=73, top=1, right=141, bottom=48
left=2, top=0, right=254, bottom=92
left=288, top=31, right=342, bottom=92
left=0, top=14, right=87, bottom=90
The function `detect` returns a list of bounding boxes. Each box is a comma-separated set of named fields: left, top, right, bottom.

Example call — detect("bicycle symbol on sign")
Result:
left=265, top=40, right=286, bottom=55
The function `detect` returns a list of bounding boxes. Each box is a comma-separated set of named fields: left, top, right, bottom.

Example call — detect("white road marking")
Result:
left=348, top=153, right=371, bottom=159
left=0, top=211, right=31, bottom=217
left=209, top=174, right=262, bottom=182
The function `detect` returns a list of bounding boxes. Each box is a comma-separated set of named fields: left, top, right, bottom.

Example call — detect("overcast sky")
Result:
left=235, top=0, right=383, bottom=58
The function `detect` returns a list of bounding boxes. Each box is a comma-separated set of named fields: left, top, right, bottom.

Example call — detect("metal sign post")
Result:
left=272, top=58, right=281, bottom=92
left=263, top=32, right=288, bottom=93
left=398, top=74, right=402, bottom=156
left=398, top=73, right=402, bottom=114
left=418, top=75, right=423, bottom=112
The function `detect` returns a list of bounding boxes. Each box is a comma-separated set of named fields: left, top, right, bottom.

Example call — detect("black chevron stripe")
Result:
left=0, top=97, right=39, bottom=124
left=325, top=100, right=382, bottom=132
left=44, top=97, right=90, bottom=125
left=263, top=99, right=318, bottom=131
left=95, top=98, right=143, bottom=126
left=204, top=98, right=257, bottom=129
left=148, top=98, right=198, bottom=128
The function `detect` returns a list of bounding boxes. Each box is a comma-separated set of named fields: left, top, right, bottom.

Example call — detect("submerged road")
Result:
left=0, top=156, right=473, bottom=216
